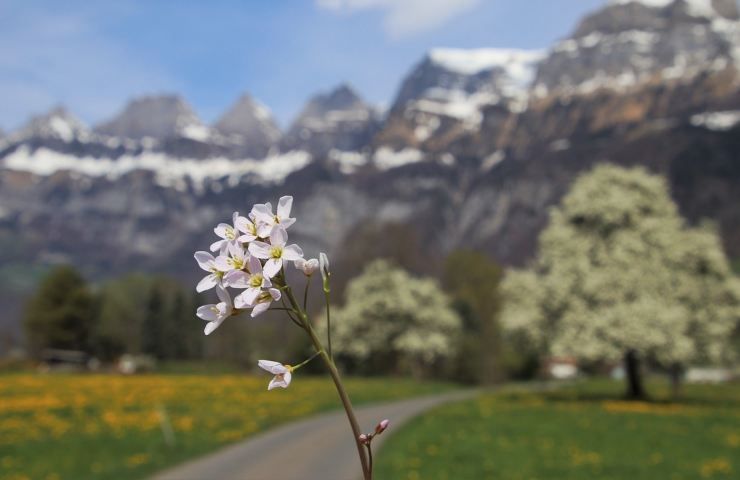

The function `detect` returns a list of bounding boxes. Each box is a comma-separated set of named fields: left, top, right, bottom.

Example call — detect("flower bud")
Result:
left=319, top=252, right=331, bottom=292
left=359, top=433, right=370, bottom=445
left=294, top=258, right=319, bottom=276
left=375, top=419, right=390, bottom=435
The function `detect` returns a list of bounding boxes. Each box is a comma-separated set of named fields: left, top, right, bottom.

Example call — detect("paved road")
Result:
left=152, top=390, right=476, bottom=480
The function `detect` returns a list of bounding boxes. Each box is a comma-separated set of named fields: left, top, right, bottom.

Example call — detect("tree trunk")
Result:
left=669, top=363, right=683, bottom=399
left=624, top=350, right=646, bottom=400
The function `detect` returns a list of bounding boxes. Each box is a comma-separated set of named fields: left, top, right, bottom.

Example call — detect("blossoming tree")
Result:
left=193, top=196, right=388, bottom=479
left=320, top=259, right=462, bottom=378
left=501, top=165, right=740, bottom=398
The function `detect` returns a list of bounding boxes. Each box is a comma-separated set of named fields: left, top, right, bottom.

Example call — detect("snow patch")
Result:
left=690, top=110, right=740, bottom=130
left=2, top=147, right=311, bottom=190
left=373, top=147, right=424, bottom=171
left=328, top=149, right=368, bottom=174
left=428, top=48, right=545, bottom=82
left=181, top=123, right=212, bottom=142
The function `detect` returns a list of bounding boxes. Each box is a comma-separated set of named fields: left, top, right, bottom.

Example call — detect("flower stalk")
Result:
left=194, top=197, right=376, bottom=480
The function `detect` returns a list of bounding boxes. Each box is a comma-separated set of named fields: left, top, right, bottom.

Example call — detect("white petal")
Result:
left=232, top=211, right=240, bottom=227
left=258, top=360, right=286, bottom=374
left=214, top=223, right=231, bottom=239
left=234, top=215, right=251, bottom=234
left=243, top=287, right=261, bottom=306
left=194, top=251, right=216, bottom=271
left=251, top=301, right=271, bottom=317
left=270, top=226, right=288, bottom=247
left=268, top=288, right=282, bottom=301
left=197, top=304, right=219, bottom=322
left=247, top=255, right=262, bottom=274
left=283, top=371, right=292, bottom=387
left=210, top=240, right=224, bottom=252
left=224, top=270, right=249, bottom=288
left=252, top=203, right=274, bottom=224
left=196, top=274, right=219, bottom=293
left=204, top=318, right=225, bottom=335
left=263, top=259, right=282, bottom=278
left=249, top=241, right=272, bottom=259
left=228, top=242, right=246, bottom=261
left=237, top=233, right=256, bottom=243
left=277, top=196, right=293, bottom=218
left=215, top=255, right=233, bottom=272
left=256, top=222, right=273, bottom=238
left=294, top=258, right=305, bottom=270
left=234, top=291, right=252, bottom=309
left=282, top=244, right=304, bottom=261
left=216, top=285, right=232, bottom=309
left=279, top=218, right=296, bottom=229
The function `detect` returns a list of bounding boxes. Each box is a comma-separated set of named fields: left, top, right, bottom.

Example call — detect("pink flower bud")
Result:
left=359, top=434, right=369, bottom=445
left=375, top=419, right=390, bottom=435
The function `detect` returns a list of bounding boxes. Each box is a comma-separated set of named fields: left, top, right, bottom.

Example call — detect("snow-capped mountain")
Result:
left=281, top=84, right=380, bottom=156
left=15, top=107, right=90, bottom=143
left=534, top=0, right=740, bottom=97
left=213, top=94, right=281, bottom=158
left=1, top=0, right=740, bottom=336
left=95, top=95, right=211, bottom=142
left=375, top=48, right=544, bottom=151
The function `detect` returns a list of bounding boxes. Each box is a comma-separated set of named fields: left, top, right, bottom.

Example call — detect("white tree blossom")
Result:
left=320, top=260, right=462, bottom=374
left=501, top=164, right=740, bottom=368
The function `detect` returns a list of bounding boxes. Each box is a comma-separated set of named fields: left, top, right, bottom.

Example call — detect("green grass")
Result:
left=0, top=373, right=454, bottom=480
left=376, top=379, right=740, bottom=480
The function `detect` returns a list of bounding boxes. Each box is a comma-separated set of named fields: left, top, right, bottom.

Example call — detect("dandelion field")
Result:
left=0, top=373, right=452, bottom=480
left=376, top=380, right=740, bottom=480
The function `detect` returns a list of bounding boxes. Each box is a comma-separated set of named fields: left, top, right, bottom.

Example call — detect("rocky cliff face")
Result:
left=280, top=84, right=380, bottom=157
left=375, top=48, right=543, bottom=152
left=213, top=95, right=281, bottom=158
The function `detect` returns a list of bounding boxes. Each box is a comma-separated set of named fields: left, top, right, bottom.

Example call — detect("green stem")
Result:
left=324, top=290, right=332, bottom=360
left=292, top=350, right=321, bottom=370
left=303, top=275, right=311, bottom=312
left=367, top=444, right=374, bottom=478
left=282, top=286, right=370, bottom=480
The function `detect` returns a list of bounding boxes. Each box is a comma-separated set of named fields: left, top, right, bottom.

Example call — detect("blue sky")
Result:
left=0, top=0, right=607, bottom=131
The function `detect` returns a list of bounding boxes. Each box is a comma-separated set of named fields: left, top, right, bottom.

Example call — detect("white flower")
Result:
left=210, top=212, right=241, bottom=254
left=294, top=258, right=319, bottom=276
left=196, top=285, right=233, bottom=335
left=252, top=196, right=296, bottom=237
left=250, top=288, right=282, bottom=317
left=215, top=242, right=249, bottom=273
left=194, top=251, right=222, bottom=292
left=249, top=226, right=304, bottom=278
left=257, top=360, right=293, bottom=390
left=235, top=212, right=260, bottom=243
left=227, top=256, right=272, bottom=308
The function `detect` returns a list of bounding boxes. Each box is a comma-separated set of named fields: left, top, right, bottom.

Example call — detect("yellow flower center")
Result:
left=269, top=246, right=283, bottom=259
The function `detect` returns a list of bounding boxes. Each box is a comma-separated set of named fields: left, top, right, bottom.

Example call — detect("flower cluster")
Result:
left=194, top=196, right=317, bottom=335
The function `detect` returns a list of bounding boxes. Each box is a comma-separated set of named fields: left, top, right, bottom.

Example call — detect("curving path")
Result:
left=151, top=390, right=476, bottom=480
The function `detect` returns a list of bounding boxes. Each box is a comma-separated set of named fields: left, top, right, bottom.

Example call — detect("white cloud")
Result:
left=0, top=2, right=178, bottom=130
left=316, top=0, right=481, bottom=38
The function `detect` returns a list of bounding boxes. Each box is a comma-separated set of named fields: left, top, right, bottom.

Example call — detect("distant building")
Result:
left=543, top=356, right=579, bottom=380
